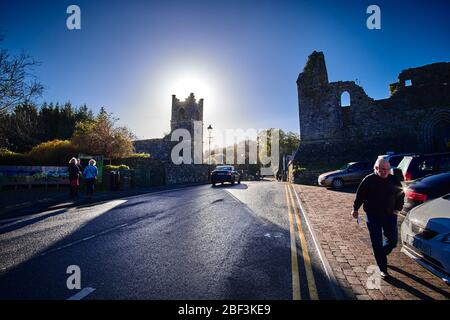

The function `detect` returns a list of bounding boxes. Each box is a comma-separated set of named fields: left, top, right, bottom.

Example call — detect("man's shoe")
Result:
left=380, top=271, right=390, bottom=280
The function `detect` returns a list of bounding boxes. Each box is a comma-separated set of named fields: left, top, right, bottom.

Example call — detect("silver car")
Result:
left=401, top=194, right=450, bottom=283
left=317, top=162, right=373, bottom=189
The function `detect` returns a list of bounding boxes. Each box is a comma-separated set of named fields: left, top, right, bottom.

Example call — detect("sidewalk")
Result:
left=292, top=183, right=450, bottom=300
left=0, top=183, right=206, bottom=222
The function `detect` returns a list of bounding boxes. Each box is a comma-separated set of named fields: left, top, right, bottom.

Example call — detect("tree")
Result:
left=1, top=103, right=41, bottom=152
left=72, top=110, right=136, bottom=159
left=0, top=37, right=43, bottom=114
left=0, top=101, right=96, bottom=152
left=279, top=130, right=300, bottom=156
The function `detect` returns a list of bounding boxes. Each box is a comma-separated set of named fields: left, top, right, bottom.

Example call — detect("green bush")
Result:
left=0, top=148, right=33, bottom=165
left=127, top=153, right=150, bottom=159
left=292, top=166, right=307, bottom=174
left=27, top=139, right=82, bottom=165
left=104, top=164, right=130, bottom=171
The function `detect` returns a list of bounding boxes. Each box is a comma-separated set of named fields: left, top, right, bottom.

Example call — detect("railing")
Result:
left=0, top=166, right=69, bottom=191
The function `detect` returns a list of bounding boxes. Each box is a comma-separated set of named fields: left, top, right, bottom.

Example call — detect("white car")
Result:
left=401, top=194, right=450, bottom=283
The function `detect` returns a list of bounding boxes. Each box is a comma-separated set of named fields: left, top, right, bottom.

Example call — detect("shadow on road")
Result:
left=0, top=209, right=67, bottom=234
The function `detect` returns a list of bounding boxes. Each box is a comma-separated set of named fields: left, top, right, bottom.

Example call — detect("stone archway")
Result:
left=420, top=110, right=450, bottom=153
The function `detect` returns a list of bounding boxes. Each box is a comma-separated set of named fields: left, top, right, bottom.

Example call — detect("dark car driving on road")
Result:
left=402, top=172, right=450, bottom=216
left=318, top=162, right=373, bottom=189
left=211, top=165, right=241, bottom=186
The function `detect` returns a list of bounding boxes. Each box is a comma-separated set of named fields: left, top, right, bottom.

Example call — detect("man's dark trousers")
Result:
left=366, top=213, right=398, bottom=273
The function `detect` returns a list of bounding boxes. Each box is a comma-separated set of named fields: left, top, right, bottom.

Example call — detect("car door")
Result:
left=346, top=163, right=364, bottom=184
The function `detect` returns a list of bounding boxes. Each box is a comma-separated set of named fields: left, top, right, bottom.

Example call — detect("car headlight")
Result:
left=442, top=233, right=450, bottom=244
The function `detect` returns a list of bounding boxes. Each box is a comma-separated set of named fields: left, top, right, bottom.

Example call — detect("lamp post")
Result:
left=207, top=124, right=213, bottom=179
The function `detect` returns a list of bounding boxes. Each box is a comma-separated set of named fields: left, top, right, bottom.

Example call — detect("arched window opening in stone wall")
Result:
left=178, top=108, right=186, bottom=120
left=340, top=91, right=350, bottom=107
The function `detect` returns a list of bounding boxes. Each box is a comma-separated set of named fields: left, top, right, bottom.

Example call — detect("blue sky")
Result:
left=1, top=0, right=449, bottom=140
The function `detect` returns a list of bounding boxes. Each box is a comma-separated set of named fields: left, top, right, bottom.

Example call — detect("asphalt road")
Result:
left=0, top=180, right=335, bottom=300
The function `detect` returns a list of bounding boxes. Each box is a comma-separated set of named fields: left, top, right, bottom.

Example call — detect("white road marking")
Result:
left=67, top=287, right=96, bottom=300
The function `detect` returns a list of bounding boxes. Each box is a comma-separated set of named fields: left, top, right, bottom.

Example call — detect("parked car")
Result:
left=211, top=165, right=241, bottom=186
left=379, top=152, right=417, bottom=168
left=398, top=152, right=450, bottom=184
left=317, top=162, right=373, bottom=189
left=400, top=194, right=450, bottom=283
left=402, top=172, right=450, bottom=215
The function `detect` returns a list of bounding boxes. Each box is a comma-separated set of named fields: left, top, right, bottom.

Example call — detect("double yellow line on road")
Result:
left=285, top=184, right=319, bottom=300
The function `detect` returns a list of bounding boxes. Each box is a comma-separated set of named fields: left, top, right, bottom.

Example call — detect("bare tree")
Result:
left=0, top=37, right=43, bottom=114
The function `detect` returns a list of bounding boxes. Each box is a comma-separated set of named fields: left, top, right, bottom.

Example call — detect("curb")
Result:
left=290, top=183, right=346, bottom=300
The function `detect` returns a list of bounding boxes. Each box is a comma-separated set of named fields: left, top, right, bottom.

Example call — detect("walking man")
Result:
left=352, top=157, right=404, bottom=279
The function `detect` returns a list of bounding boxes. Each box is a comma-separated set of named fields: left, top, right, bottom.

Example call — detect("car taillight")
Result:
left=405, top=190, right=428, bottom=201
left=404, top=171, right=412, bottom=181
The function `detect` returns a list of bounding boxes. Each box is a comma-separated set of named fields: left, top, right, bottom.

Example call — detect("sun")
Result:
left=169, top=74, right=214, bottom=101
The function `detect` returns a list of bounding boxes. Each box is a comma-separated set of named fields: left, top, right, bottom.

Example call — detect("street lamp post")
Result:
left=207, top=124, right=213, bottom=180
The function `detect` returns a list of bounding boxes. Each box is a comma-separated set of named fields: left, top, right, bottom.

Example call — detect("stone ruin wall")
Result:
left=294, top=51, right=450, bottom=167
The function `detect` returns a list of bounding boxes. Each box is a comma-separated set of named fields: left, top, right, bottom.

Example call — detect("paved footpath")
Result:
left=292, top=184, right=450, bottom=300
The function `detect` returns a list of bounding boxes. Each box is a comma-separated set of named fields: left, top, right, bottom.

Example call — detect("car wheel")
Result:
left=212, top=183, right=216, bottom=187
left=332, top=178, right=344, bottom=189
left=238, top=179, right=241, bottom=184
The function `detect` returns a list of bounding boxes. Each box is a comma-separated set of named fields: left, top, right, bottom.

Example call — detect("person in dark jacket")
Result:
left=68, top=157, right=82, bottom=199
left=352, top=157, right=404, bottom=279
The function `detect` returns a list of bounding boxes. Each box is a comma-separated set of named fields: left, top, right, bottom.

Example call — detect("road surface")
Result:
left=0, top=180, right=336, bottom=300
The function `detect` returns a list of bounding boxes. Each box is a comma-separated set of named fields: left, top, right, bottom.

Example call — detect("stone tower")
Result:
left=170, top=92, right=203, bottom=133
left=170, top=93, right=204, bottom=163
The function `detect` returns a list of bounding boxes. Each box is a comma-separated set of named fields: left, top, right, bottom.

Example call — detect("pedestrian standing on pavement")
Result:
left=83, top=159, right=98, bottom=198
left=351, top=157, right=404, bottom=279
left=68, top=157, right=81, bottom=199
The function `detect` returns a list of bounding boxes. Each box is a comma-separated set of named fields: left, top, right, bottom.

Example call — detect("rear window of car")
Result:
left=417, top=158, right=438, bottom=171
left=216, top=166, right=233, bottom=171
left=388, top=156, right=404, bottom=168
left=397, top=157, right=412, bottom=174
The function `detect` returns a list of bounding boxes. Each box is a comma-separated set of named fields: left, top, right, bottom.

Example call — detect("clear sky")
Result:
left=1, top=0, right=449, bottom=141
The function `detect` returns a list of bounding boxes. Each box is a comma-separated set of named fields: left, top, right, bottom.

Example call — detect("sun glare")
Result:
left=169, top=75, right=214, bottom=101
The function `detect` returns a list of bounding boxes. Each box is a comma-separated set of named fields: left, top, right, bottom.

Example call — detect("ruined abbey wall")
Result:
left=293, top=51, right=450, bottom=166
